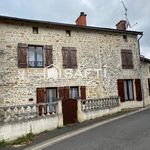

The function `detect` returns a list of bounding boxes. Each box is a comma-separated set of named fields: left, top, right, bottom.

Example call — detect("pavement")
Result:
left=0, top=107, right=148, bottom=150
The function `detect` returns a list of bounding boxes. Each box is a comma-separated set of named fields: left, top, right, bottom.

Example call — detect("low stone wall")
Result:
left=121, top=101, right=143, bottom=109
left=0, top=114, right=63, bottom=141
left=77, top=97, right=121, bottom=122
left=0, top=101, right=63, bottom=141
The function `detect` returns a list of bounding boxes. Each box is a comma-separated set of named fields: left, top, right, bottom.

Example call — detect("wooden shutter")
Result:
left=59, top=87, right=65, bottom=100
left=62, top=47, right=77, bottom=68
left=44, top=45, right=53, bottom=67
left=117, top=79, right=125, bottom=102
left=127, top=50, right=133, bottom=69
left=70, top=49, right=77, bottom=68
left=18, top=43, right=28, bottom=68
left=135, top=79, right=142, bottom=101
left=62, top=47, right=69, bottom=68
left=148, top=78, right=150, bottom=96
left=121, top=49, right=133, bottom=69
left=80, top=86, right=86, bottom=99
left=37, top=88, right=45, bottom=103
left=64, top=86, right=70, bottom=99
left=121, top=50, right=127, bottom=69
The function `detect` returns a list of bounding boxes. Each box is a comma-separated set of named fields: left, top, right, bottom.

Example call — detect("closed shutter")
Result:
left=148, top=78, right=150, bottom=96
left=80, top=86, right=86, bottom=99
left=37, top=88, right=45, bottom=115
left=121, top=50, right=127, bottom=69
left=59, top=87, right=65, bottom=100
left=135, top=79, right=142, bottom=101
left=70, top=49, right=77, bottom=68
left=127, top=51, right=133, bottom=69
left=18, top=43, right=28, bottom=68
left=44, top=45, right=53, bottom=67
left=37, top=88, right=45, bottom=103
left=62, top=47, right=77, bottom=68
left=62, top=48, right=69, bottom=68
left=121, top=49, right=133, bottom=69
left=117, top=79, right=125, bottom=102
left=64, top=86, right=70, bottom=99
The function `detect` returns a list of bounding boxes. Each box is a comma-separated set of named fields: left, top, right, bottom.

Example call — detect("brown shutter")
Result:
left=62, top=47, right=69, bottom=68
left=148, top=78, right=150, bottom=96
left=121, top=49, right=133, bottom=69
left=80, top=86, right=86, bottom=99
left=117, top=79, right=125, bottom=102
left=64, top=86, right=70, bottom=99
left=70, top=48, right=77, bottom=68
left=37, top=88, right=45, bottom=115
left=127, top=51, right=133, bottom=69
left=44, top=45, right=53, bottom=67
left=135, top=79, right=142, bottom=101
left=37, top=88, right=45, bottom=103
left=59, top=87, right=65, bottom=100
left=121, top=50, right=127, bottom=69
left=18, top=43, right=28, bottom=68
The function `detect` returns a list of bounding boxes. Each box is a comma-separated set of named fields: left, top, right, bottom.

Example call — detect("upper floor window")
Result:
left=28, top=46, right=43, bottom=67
left=121, top=49, right=133, bottom=69
left=33, top=27, right=38, bottom=34
left=62, top=47, right=77, bottom=68
left=123, top=35, right=128, bottom=42
left=66, top=30, right=71, bottom=37
left=18, top=43, right=53, bottom=68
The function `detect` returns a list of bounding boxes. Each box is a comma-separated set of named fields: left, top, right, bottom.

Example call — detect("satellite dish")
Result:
left=121, top=1, right=137, bottom=29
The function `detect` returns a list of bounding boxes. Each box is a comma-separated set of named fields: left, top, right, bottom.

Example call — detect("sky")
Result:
left=0, top=0, right=150, bottom=58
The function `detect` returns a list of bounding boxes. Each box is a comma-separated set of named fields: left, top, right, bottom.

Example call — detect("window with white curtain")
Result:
left=70, top=87, right=79, bottom=99
left=123, top=80, right=134, bottom=101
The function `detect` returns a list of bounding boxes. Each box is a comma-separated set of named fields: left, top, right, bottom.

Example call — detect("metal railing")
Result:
left=81, top=97, right=120, bottom=111
left=0, top=102, right=58, bottom=122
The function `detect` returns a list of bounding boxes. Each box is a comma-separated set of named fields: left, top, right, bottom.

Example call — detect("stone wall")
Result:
left=0, top=20, right=142, bottom=105
left=141, top=61, right=150, bottom=105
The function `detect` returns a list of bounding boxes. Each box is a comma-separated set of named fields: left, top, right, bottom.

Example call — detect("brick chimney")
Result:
left=75, top=12, right=87, bottom=26
left=116, top=20, right=127, bottom=30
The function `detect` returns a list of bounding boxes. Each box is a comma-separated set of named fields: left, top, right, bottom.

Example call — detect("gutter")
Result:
left=137, top=33, right=145, bottom=107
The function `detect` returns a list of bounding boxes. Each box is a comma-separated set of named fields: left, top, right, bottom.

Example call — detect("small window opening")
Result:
left=33, top=27, right=38, bottom=34
left=66, top=30, right=71, bottom=37
left=123, top=35, right=128, bottom=42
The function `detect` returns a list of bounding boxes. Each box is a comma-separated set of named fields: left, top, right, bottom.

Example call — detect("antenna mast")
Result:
left=121, top=1, right=137, bottom=29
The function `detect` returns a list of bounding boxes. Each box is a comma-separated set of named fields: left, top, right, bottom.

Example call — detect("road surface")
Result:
left=43, top=108, right=150, bottom=150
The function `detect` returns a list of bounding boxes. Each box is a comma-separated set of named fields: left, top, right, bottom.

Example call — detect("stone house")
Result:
left=0, top=12, right=148, bottom=125
left=140, top=56, right=150, bottom=106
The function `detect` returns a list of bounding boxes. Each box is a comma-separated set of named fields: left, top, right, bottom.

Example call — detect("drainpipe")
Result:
left=137, top=33, right=145, bottom=107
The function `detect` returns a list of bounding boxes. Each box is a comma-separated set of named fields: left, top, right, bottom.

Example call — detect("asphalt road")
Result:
left=44, top=108, right=150, bottom=150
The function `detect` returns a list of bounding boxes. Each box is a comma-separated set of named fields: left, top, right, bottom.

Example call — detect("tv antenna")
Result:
left=121, top=1, right=137, bottom=29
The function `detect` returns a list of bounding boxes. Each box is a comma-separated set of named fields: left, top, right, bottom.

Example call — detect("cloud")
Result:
left=0, top=0, right=149, bottom=58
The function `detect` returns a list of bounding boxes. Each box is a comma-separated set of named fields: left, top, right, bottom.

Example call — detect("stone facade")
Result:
left=0, top=16, right=145, bottom=107
left=140, top=60, right=150, bottom=105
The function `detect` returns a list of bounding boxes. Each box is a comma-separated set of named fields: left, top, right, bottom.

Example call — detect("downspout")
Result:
left=137, top=33, right=145, bottom=107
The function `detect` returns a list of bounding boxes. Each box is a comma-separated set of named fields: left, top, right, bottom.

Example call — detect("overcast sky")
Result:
left=0, top=0, right=149, bottom=58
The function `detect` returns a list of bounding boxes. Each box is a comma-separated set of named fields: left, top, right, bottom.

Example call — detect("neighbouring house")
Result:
left=140, top=56, right=150, bottom=105
left=0, top=12, right=149, bottom=139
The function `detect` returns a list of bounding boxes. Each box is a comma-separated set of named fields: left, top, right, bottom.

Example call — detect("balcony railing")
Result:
left=81, top=97, right=120, bottom=111
left=0, top=102, right=58, bottom=123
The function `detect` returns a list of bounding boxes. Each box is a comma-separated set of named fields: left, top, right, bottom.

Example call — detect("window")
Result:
left=33, top=27, right=38, bottom=34
left=29, top=46, right=43, bottom=67
left=148, top=78, right=150, bottom=96
left=70, top=87, right=79, bottom=99
left=123, top=35, right=127, bottom=42
left=121, top=49, right=133, bottom=69
left=62, top=47, right=77, bottom=68
left=123, top=80, right=134, bottom=101
left=18, top=43, right=53, bottom=68
left=66, top=30, right=71, bottom=37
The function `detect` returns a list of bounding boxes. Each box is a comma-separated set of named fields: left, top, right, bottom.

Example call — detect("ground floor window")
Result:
left=70, top=87, right=79, bottom=99
left=123, top=80, right=134, bottom=101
